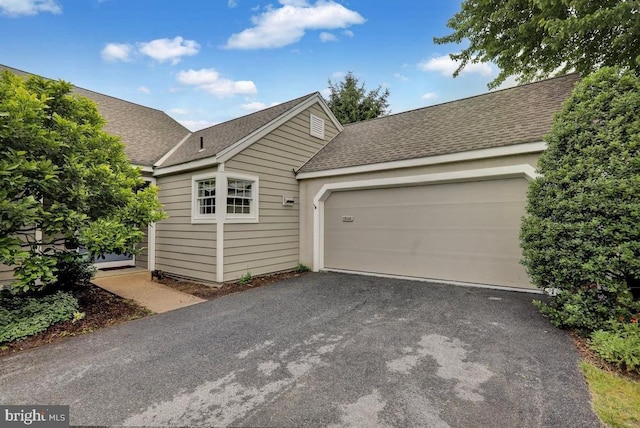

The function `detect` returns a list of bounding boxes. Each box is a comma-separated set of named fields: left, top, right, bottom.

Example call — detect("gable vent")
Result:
left=310, top=113, right=325, bottom=140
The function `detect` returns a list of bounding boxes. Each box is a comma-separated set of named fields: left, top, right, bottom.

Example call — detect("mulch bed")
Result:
left=0, top=270, right=306, bottom=358
left=158, top=270, right=307, bottom=300
left=0, top=283, right=151, bottom=358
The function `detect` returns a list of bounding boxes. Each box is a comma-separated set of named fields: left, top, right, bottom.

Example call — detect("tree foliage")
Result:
left=435, top=0, right=640, bottom=88
left=0, top=71, right=165, bottom=293
left=326, top=72, right=390, bottom=124
left=520, top=67, right=640, bottom=333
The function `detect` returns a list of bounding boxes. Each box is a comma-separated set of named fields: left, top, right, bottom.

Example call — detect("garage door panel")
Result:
left=325, top=227, right=521, bottom=256
left=323, top=178, right=532, bottom=288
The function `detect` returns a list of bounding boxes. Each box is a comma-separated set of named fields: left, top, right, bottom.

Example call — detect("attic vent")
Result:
left=199, top=136, right=204, bottom=152
left=310, top=113, right=325, bottom=140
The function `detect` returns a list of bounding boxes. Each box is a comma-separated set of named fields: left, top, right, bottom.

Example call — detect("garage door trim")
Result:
left=311, top=164, right=538, bottom=274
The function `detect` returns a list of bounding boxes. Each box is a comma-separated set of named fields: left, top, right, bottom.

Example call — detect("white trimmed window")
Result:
left=197, top=179, right=216, bottom=215
left=227, top=179, right=253, bottom=215
left=192, top=173, right=218, bottom=223
left=192, top=172, right=258, bottom=223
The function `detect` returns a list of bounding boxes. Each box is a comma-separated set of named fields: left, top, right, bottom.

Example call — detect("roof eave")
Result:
left=153, top=156, right=218, bottom=177
left=296, top=141, right=546, bottom=180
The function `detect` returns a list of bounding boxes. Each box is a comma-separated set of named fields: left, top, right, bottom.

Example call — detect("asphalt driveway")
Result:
left=1, top=272, right=599, bottom=427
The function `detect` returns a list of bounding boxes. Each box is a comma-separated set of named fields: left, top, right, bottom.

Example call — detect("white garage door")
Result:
left=323, top=178, right=532, bottom=289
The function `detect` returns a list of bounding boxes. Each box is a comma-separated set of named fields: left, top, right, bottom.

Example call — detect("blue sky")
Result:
left=0, top=0, right=516, bottom=131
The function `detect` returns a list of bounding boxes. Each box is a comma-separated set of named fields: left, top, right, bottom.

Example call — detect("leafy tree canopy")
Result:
left=0, top=71, right=165, bottom=293
left=520, top=67, right=640, bottom=333
left=326, top=71, right=390, bottom=124
left=435, top=0, right=640, bottom=88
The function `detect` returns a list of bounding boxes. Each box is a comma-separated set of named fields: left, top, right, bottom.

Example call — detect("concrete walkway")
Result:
left=92, top=268, right=205, bottom=313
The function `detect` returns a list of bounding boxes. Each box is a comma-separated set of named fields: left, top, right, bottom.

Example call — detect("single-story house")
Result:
left=0, top=64, right=580, bottom=291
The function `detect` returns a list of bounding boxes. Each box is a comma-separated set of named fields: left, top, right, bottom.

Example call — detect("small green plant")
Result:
left=239, top=272, right=252, bottom=286
left=0, top=291, right=80, bottom=343
left=294, top=263, right=310, bottom=273
left=589, top=321, right=640, bottom=374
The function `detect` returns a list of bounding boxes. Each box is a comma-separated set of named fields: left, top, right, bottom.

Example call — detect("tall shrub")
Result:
left=521, top=67, right=640, bottom=334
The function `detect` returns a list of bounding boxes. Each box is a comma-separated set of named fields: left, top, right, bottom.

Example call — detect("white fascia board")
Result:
left=297, top=141, right=546, bottom=180
left=153, top=156, right=218, bottom=177
left=133, top=164, right=154, bottom=173
left=217, top=94, right=343, bottom=164
left=311, top=164, right=538, bottom=271
left=154, top=132, right=192, bottom=168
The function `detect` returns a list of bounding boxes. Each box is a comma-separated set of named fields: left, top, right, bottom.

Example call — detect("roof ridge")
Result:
left=193, top=91, right=318, bottom=134
left=343, top=72, right=581, bottom=129
left=0, top=63, right=179, bottom=118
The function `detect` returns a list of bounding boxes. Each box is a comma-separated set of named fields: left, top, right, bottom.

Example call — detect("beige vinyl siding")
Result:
left=223, top=104, right=338, bottom=281
left=298, top=152, right=541, bottom=268
left=0, top=263, right=14, bottom=284
left=155, top=169, right=217, bottom=282
left=135, top=229, right=148, bottom=269
left=0, top=230, right=37, bottom=285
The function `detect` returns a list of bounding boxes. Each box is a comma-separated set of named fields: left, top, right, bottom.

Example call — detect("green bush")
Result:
left=53, top=250, right=96, bottom=289
left=0, top=291, right=80, bottom=343
left=589, top=322, right=640, bottom=374
left=534, top=285, right=638, bottom=335
left=521, top=67, right=640, bottom=334
left=239, top=272, right=252, bottom=285
left=294, top=263, right=311, bottom=273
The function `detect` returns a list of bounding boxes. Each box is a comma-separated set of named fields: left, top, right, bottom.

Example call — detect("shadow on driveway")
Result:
left=1, top=272, right=599, bottom=427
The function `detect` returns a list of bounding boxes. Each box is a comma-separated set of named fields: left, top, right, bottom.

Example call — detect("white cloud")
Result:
left=225, top=0, right=365, bottom=49
left=241, top=101, right=280, bottom=112
left=138, top=36, right=200, bottom=64
left=331, top=71, right=345, bottom=79
left=168, top=108, right=189, bottom=115
left=320, top=87, right=331, bottom=98
left=241, top=101, right=267, bottom=111
left=394, top=73, right=409, bottom=82
left=137, top=86, right=151, bottom=94
left=319, top=32, right=337, bottom=42
left=176, top=68, right=257, bottom=97
left=343, top=29, right=354, bottom=37
left=421, top=92, right=437, bottom=101
left=491, top=74, right=520, bottom=90
left=228, top=0, right=238, bottom=7
left=0, top=0, right=61, bottom=16
left=418, top=54, right=493, bottom=77
left=101, top=43, right=133, bottom=62
left=178, top=119, right=219, bottom=132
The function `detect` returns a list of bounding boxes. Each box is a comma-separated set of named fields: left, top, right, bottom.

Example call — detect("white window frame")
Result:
left=191, top=172, right=219, bottom=224
left=191, top=171, right=259, bottom=224
left=224, top=172, right=259, bottom=224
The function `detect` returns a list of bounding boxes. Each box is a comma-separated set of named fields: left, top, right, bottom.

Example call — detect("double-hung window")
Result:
left=227, top=179, right=252, bottom=215
left=191, top=173, right=258, bottom=223
left=197, top=178, right=216, bottom=215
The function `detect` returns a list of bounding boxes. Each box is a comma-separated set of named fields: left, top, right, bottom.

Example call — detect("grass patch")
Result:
left=581, top=361, right=640, bottom=427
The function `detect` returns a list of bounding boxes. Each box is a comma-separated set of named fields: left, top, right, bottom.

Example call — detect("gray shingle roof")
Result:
left=298, top=73, right=580, bottom=174
left=159, top=93, right=317, bottom=167
left=0, top=65, right=190, bottom=167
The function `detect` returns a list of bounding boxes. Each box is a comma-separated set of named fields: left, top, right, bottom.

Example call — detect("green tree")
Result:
left=0, top=71, right=165, bottom=293
left=520, top=67, right=640, bottom=334
left=326, top=72, right=390, bottom=124
left=435, top=0, right=640, bottom=88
